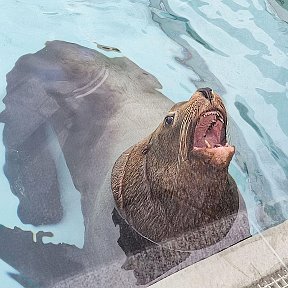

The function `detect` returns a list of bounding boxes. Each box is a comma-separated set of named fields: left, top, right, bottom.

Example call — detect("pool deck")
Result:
left=151, top=220, right=288, bottom=288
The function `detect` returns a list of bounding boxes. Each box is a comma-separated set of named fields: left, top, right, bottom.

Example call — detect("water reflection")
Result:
left=149, top=0, right=226, bottom=93
left=1, top=0, right=288, bottom=287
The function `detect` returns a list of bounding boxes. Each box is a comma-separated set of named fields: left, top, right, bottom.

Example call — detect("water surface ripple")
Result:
left=0, top=0, right=288, bottom=286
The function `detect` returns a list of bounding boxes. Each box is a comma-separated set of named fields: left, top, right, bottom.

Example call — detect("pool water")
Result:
left=1, top=0, right=288, bottom=287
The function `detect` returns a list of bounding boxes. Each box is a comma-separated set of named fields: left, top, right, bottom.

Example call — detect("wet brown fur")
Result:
left=111, top=91, right=240, bottom=244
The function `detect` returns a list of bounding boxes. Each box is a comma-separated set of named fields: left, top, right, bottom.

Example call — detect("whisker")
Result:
left=179, top=104, right=194, bottom=161
left=226, top=120, right=232, bottom=144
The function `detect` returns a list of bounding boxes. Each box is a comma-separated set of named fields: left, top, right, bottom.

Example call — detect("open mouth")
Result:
left=193, top=110, right=227, bottom=149
left=192, top=110, right=235, bottom=166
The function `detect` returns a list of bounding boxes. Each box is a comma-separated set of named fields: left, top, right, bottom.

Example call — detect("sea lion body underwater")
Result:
left=112, top=87, right=248, bottom=246
left=0, top=41, right=250, bottom=287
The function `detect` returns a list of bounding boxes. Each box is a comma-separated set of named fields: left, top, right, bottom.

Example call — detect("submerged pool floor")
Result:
left=1, top=0, right=288, bottom=287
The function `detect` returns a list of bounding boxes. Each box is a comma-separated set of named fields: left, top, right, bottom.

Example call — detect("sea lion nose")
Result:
left=197, top=87, right=214, bottom=101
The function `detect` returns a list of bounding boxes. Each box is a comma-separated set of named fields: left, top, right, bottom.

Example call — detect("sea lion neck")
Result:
left=144, top=156, right=238, bottom=241
left=184, top=157, right=229, bottom=181
left=147, top=156, right=231, bottom=208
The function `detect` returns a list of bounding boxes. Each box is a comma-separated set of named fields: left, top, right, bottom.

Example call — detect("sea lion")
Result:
left=0, top=41, right=250, bottom=288
left=112, top=87, right=242, bottom=244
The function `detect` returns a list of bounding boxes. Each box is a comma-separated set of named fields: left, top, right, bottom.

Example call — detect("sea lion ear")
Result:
left=142, top=146, right=149, bottom=155
left=142, top=140, right=152, bottom=155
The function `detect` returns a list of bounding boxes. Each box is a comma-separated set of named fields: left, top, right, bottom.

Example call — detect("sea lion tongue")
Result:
left=193, top=111, right=225, bottom=148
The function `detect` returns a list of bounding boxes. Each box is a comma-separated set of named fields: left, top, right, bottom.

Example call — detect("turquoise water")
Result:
left=1, top=0, right=288, bottom=287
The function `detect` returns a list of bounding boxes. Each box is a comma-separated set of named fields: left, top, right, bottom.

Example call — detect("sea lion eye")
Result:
left=164, top=115, right=174, bottom=126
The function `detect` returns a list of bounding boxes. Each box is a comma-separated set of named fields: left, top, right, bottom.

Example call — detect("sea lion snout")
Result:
left=196, top=87, right=214, bottom=101
left=180, top=89, right=235, bottom=168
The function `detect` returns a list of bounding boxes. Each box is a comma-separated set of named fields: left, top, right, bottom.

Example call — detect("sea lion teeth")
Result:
left=203, top=111, right=222, bottom=119
left=218, top=117, right=224, bottom=123
left=205, top=139, right=212, bottom=148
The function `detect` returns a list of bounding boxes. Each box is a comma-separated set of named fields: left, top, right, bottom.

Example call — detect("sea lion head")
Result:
left=147, top=87, right=234, bottom=169
left=112, top=88, right=239, bottom=245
